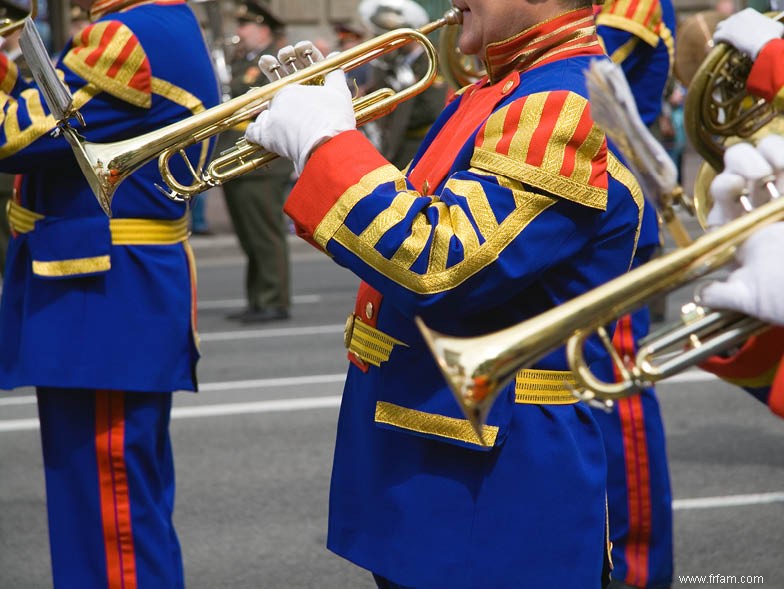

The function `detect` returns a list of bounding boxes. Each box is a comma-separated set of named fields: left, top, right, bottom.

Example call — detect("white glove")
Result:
left=707, top=136, right=784, bottom=229
left=246, top=44, right=355, bottom=176
left=258, top=41, right=326, bottom=82
left=713, top=8, right=784, bottom=59
left=701, top=222, right=784, bottom=326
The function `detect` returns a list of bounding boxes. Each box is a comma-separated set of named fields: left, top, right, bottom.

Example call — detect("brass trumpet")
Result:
left=418, top=192, right=782, bottom=438
left=60, top=8, right=463, bottom=216
left=0, top=0, right=36, bottom=35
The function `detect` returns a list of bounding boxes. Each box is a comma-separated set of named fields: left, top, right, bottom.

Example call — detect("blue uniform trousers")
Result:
left=37, top=388, right=183, bottom=589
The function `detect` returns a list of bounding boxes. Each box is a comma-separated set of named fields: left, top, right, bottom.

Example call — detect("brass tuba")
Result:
left=55, top=8, right=463, bottom=216
left=685, top=11, right=784, bottom=227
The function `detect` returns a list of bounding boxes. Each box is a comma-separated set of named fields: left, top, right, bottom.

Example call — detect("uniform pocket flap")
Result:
left=28, top=216, right=112, bottom=278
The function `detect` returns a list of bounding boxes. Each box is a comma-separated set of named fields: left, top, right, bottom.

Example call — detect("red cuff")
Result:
left=747, top=39, right=784, bottom=103
left=0, top=52, right=18, bottom=94
left=700, top=326, right=784, bottom=380
left=283, top=130, right=389, bottom=244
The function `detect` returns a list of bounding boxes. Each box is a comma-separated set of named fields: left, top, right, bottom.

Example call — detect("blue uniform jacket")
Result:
left=285, top=9, right=645, bottom=588
left=0, top=1, right=220, bottom=392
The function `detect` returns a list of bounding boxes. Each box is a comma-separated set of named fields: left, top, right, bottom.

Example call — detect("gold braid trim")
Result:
left=375, top=401, right=499, bottom=447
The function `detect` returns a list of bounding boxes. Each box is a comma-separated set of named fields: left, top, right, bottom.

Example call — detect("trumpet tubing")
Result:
left=63, top=8, right=463, bottom=216
left=0, top=0, right=36, bottom=36
left=418, top=195, right=784, bottom=435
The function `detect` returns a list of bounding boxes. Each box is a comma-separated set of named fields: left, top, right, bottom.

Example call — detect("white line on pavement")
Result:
left=673, top=492, right=784, bottom=510
left=1, top=402, right=782, bottom=513
left=0, top=369, right=717, bottom=410
left=198, top=294, right=321, bottom=310
left=199, top=324, right=344, bottom=342
left=172, top=395, right=341, bottom=419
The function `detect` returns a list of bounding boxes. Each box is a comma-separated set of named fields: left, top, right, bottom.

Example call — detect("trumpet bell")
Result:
left=58, top=8, right=464, bottom=215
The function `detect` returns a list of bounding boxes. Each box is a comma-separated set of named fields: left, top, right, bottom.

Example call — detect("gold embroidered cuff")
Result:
left=375, top=401, right=499, bottom=446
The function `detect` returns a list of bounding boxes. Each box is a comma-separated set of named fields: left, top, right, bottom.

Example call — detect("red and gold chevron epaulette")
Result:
left=63, top=19, right=152, bottom=108
left=596, top=0, right=663, bottom=47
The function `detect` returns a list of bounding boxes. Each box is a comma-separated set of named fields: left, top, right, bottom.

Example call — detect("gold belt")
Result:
left=514, top=369, right=579, bottom=405
left=8, top=200, right=190, bottom=245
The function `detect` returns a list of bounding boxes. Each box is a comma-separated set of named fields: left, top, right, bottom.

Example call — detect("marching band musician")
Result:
left=245, top=0, right=646, bottom=586
left=594, top=0, right=678, bottom=587
left=358, top=0, right=448, bottom=169
left=0, top=0, right=220, bottom=586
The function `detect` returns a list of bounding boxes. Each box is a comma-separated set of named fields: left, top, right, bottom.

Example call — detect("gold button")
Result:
left=502, top=80, right=514, bottom=94
left=365, top=302, right=374, bottom=319
left=343, top=314, right=355, bottom=349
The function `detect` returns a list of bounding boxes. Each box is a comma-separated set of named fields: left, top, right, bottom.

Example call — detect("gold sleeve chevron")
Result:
left=0, top=83, right=101, bottom=158
left=63, top=20, right=152, bottom=108
left=597, top=0, right=662, bottom=47
left=312, top=162, right=561, bottom=294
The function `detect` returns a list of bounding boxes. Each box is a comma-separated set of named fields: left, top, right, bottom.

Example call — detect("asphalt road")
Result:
left=1, top=211, right=783, bottom=588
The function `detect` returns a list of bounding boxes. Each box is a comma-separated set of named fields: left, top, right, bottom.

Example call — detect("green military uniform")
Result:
left=219, top=43, right=292, bottom=320
left=369, top=48, right=447, bottom=169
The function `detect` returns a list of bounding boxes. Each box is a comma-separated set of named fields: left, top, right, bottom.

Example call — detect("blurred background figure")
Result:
left=68, top=4, right=89, bottom=37
left=358, top=0, right=446, bottom=169
left=219, top=0, right=292, bottom=323
left=333, top=21, right=370, bottom=95
left=659, top=81, right=687, bottom=183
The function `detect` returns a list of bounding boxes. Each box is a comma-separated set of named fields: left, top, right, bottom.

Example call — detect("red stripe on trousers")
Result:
left=613, top=315, right=652, bottom=587
left=95, top=390, right=138, bottom=589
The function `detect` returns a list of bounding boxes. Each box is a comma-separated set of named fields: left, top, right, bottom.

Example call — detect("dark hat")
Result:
left=0, top=0, right=30, bottom=23
left=70, top=5, right=90, bottom=22
left=333, top=22, right=365, bottom=42
left=234, top=0, right=284, bottom=31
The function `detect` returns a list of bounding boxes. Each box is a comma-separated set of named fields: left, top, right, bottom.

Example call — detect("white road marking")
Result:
left=199, top=324, right=344, bottom=342
left=673, top=492, right=784, bottom=510
left=198, top=294, right=322, bottom=310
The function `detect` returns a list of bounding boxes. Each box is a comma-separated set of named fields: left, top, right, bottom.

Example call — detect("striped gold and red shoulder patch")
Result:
left=596, top=0, right=663, bottom=47
left=63, top=20, right=152, bottom=108
left=472, top=90, right=608, bottom=210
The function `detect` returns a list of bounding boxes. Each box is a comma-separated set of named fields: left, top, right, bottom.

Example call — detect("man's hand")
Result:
left=245, top=41, right=355, bottom=176
left=702, top=135, right=784, bottom=325
left=702, top=222, right=784, bottom=326
left=713, top=8, right=784, bottom=59
left=707, top=136, right=784, bottom=229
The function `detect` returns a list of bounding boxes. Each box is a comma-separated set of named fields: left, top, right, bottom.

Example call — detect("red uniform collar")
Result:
left=483, top=8, right=602, bottom=83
